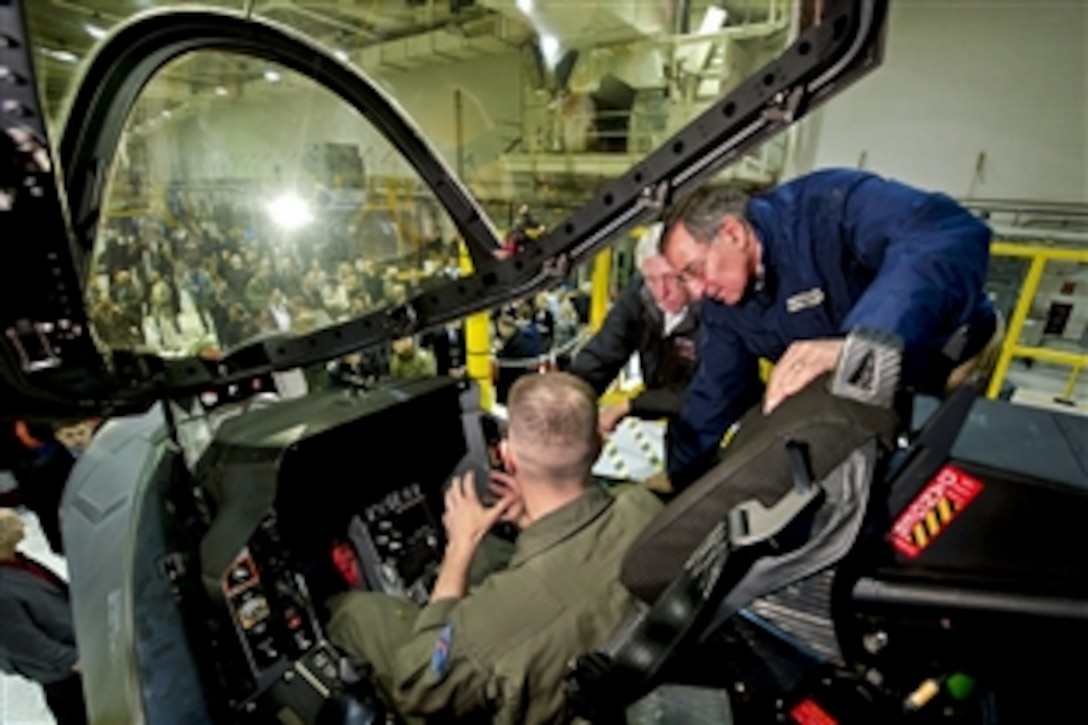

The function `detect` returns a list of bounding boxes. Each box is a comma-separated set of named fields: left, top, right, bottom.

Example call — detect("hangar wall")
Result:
left=141, top=49, right=522, bottom=191
left=784, top=0, right=1087, bottom=202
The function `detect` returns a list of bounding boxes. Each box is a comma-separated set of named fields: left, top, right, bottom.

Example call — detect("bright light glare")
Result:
left=215, top=85, right=228, bottom=96
left=540, top=33, right=561, bottom=66
left=264, top=69, right=281, bottom=82
left=334, top=49, right=349, bottom=62
left=84, top=23, right=107, bottom=40
left=266, top=193, right=313, bottom=231
left=42, top=48, right=79, bottom=63
left=516, top=0, right=533, bottom=13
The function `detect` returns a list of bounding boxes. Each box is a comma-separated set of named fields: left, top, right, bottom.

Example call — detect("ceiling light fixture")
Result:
left=215, top=85, right=228, bottom=96
left=540, top=33, right=561, bottom=67
left=264, top=70, right=281, bottom=82
left=266, top=192, right=314, bottom=231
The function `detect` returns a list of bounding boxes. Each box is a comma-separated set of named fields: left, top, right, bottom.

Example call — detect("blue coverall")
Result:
left=667, top=169, right=997, bottom=490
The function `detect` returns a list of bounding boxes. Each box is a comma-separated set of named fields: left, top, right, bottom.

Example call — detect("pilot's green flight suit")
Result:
left=328, top=485, right=661, bottom=723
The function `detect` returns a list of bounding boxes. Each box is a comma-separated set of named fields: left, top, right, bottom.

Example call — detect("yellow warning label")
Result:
left=893, top=466, right=984, bottom=558
left=924, top=510, right=940, bottom=536
left=912, top=522, right=928, bottom=548
left=911, top=496, right=962, bottom=548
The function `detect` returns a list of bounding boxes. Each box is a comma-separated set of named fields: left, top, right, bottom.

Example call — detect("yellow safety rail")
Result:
left=459, top=240, right=496, bottom=410
left=589, top=248, right=613, bottom=333
left=986, top=242, right=1088, bottom=401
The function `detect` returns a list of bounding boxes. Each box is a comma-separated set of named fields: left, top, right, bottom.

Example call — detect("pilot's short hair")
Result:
left=507, top=372, right=598, bottom=483
left=663, top=185, right=751, bottom=247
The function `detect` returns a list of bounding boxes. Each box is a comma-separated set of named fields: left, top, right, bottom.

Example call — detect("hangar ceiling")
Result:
left=26, top=0, right=786, bottom=112
left=23, top=0, right=796, bottom=203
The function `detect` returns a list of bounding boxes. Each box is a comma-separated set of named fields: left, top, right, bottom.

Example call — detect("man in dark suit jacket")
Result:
left=421, top=321, right=466, bottom=377
left=0, top=508, right=87, bottom=724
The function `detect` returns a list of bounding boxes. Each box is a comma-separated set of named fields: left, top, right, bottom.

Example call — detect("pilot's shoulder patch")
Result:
left=430, top=622, right=453, bottom=677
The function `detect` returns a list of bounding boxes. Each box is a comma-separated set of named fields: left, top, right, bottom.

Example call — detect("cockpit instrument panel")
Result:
left=349, top=483, right=442, bottom=605
left=187, top=376, right=491, bottom=718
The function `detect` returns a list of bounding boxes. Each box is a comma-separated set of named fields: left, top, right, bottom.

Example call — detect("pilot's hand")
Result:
left=598, top=401, right=631, bottom=433
left=443, top=471, right=517, bottom=556
left=488, top=470, right=530, bottom=529
left=764, top=338, right=845, bottom=414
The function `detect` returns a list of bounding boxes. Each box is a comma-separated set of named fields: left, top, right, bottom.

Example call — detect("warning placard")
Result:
left=891, top=465, right=984, bottom=558
left=790, top=698, right=838, bottom=725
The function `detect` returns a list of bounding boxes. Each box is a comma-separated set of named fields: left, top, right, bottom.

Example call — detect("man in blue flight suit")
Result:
left=661, top=169, right=997, bottom=491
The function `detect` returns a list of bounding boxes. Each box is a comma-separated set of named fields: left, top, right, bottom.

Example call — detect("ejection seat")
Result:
left=564, top=333, right=921, bottom=721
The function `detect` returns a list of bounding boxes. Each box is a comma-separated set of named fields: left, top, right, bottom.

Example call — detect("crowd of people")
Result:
left=87, top=197, right=596, bottom=399
left=88, top=197, right=464, bottom=354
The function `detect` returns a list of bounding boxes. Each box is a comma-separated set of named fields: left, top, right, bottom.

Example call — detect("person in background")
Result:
left=52, top=419, right=100, bottom=459
left=0, top=508, right=87, bottom=725
left=266, top=288, right=293, bottom=333
left=532, top=292, right=556, bottom=352
left=7, top=421, right=74, bottom=555
left=327, top=346, right=390, bottom=390
left=421, top=321, right=467, bottom=378
left=661, top=170, right=997, bottom=491
left=571, top=224, right=701, bottom=433
left=496, top=204, right=546, bottom=259
left=551, top=293, right=583, bottom=369
left=389, top=336, right=437, bottom=381
left=494, top=315, right=540, bottom=404
left=326, top=373, right=661, bottom=722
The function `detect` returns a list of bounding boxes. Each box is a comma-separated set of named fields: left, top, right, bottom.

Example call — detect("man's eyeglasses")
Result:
left=675, top=258, right=706, bottom=285
left=675, top=231, right=726, bottom=285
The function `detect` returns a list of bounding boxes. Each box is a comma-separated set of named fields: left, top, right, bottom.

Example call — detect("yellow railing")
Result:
left=459, top=239, right=496, bottom=410
left=589, top=248, right=613, bottom=333
left=986, top=242, right=1088, bottom=401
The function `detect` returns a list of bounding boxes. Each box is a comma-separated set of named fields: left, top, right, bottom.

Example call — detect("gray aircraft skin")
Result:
left=0, top=1, right=911, bottom=722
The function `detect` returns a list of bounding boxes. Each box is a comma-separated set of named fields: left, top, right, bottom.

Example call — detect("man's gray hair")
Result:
left=634, top=223, right=664, bottom=269
left=662, top=185, right=751, bottom=247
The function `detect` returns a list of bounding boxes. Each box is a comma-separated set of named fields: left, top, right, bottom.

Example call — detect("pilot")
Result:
left=327, top=372, right=661, bottom=722
left=661, top=169, right=997, bottom=491
left=570, top=224, right=700, bottom=433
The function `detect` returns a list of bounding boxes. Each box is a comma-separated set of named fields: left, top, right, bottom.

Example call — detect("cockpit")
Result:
left=66, top=375, right=503, bottom=721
